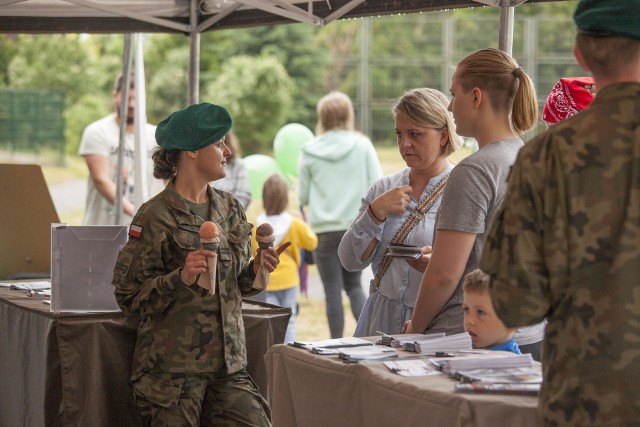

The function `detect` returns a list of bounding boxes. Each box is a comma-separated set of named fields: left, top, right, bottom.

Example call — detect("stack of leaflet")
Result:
left=402, top=332, right=472, bottom=354
left=377, top=333, right=431, bottom=347
left=455, top=383, right=540, bottom=396
left=338, top=345, right=398, bottom=362
left=432, top=353, right=534, bottom=374
left=435, top=354, right=541, bottom=395
left=2, top=280, right=52, bottom=299
left=383, top=359, right=442, bottom=377
left=290, top=337, right=373, bottom=355
left=454, top=367, right=542, bottom=385
left=6, top=280, right=51, bottom=291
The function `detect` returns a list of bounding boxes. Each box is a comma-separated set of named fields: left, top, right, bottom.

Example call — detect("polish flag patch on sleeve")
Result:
left=129, top=224, right=143, bottom=238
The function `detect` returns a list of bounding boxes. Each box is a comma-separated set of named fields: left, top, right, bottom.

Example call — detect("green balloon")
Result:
left=273, top=123, right=314, bottom=178
left=243, top=154, right=284, bottom=200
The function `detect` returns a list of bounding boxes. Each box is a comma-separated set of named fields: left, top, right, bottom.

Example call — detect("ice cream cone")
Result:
left=254, top=223, right=275, bottom=290
left=199, top=221, right=221, bottom=295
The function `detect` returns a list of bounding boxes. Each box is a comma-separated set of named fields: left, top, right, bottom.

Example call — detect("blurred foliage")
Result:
left=201, top=24, right=328, bottom=132
left=205, top=55, right=293, bottom=154
left=147, top=47, right=190, bottom=123
left=0, top=35, right=18, bottom=87
left=143, top=33, right=190, bottom=122
left=64, top=94, right=110, bottom=155
left=2, top=1, right=581, bottom=157
left=8, top=35, right=94, bottom=106
left=317, top=19, right=359, bottom=92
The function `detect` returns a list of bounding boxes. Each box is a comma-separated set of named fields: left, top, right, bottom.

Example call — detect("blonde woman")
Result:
left=405, top=48, right=545, bottom=360
left=339, top=88, right=462, bottom=336
left=298, top=91, right=383, bottom=338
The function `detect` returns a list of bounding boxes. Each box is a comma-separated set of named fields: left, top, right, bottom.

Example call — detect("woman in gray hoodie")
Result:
left=298, top=91, right=383, bottom=338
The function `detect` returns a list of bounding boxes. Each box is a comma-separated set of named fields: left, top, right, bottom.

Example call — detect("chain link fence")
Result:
left=328, top=13, right=583, bottom=144
left=0, top=89, right=66, bottom=160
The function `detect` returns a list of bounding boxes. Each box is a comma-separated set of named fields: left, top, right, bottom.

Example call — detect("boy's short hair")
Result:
left=262, top=174, right=288, bottom=215
left=463, top=269, right=490, bottom=294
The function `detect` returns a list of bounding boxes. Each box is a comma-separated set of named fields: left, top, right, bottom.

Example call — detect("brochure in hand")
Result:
left=386, top=243, right=422, bottom=260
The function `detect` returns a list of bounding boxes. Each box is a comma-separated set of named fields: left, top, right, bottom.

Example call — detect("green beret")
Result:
left=155, top=103, right=232, bottom=151
left=574, top=0, right=640, bottom=40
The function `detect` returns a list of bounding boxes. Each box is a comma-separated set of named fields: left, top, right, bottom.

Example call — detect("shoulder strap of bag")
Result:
left=369, top=174, right=449, bottom=294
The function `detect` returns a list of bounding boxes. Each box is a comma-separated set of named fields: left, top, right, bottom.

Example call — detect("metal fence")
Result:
left=330, top=13, right=583, bottom=144
left=0, top=89, right=66, bottom=155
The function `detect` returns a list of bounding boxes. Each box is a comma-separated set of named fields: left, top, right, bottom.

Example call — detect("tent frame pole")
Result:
left=188, top=0, right=200, bottom=105
left=115, top=34, right=133, bottom=225
left=499, top=5, right=514, bottom=55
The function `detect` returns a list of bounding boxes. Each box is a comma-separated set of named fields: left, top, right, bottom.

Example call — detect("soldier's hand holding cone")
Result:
left=199, top=221, right=220, bottom=294
left=253, top=223, right=275, bottom=290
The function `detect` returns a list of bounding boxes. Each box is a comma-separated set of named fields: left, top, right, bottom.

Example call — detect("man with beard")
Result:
left=78, top=73, right=157, bottom=225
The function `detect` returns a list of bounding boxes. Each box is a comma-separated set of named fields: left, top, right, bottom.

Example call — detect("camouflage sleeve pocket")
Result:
left=114, top=249, right=136, bottom=277
left=132, top=372, right=181, bottom=408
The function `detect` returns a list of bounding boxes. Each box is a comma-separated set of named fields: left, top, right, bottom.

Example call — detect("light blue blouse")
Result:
left=338, top=164, right=454, bottom=336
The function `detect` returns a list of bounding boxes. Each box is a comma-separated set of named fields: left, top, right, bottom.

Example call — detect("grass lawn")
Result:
left=296, top=294, right=359, bottom=342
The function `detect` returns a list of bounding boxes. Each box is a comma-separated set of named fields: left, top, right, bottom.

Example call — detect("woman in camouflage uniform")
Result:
left=113, top=103, right=286, bottom=426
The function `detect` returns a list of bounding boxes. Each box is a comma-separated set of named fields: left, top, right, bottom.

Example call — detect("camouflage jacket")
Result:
left=113, top=181, right=259, bottom=378
left=480, top=82, right=640, bottom=425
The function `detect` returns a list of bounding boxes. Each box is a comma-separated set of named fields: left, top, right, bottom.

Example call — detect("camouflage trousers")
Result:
left=132, top=369, right=271, bottom=427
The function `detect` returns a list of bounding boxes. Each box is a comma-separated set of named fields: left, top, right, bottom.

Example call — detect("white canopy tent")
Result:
left=1, top=0, right=567, bottom=222
left=1, top=0, right=567, bottom=105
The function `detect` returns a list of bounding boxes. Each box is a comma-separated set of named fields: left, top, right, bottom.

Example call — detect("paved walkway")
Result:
left=49, top=178, right=87, bottom=216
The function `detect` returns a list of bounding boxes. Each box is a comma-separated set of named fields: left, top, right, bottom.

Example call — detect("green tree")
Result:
left=8, top=35, right=95, bottom=106
left=143, top=33, right=190, bottom=122
left=201, top=24, right=327, bottom=129
left=83, top=34, right=131, bottom=94
left=147, top=47, right=190, bottom=123
left=205, top=55, right=293, bottom=154
left=64, top=94, right=110, bottom=155
left=317, top=20, right=359, bottom=93
left=5, top=34, right=112, bottom=156
left=0, top=35, right=18, bottom=87
left=516, top=1, right=578, bottom=16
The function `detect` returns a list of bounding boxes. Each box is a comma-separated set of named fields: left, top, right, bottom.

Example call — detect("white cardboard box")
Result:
left=51, top=224, right=128, bottom=313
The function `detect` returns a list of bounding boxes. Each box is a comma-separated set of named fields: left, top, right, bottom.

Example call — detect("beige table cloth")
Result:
left=266, top=342, right=539, bottom=427
left=0, top=287, right=290, bottom=427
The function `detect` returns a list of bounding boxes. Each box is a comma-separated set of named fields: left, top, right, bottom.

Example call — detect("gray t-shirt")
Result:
left=430, top=139, right=546, bottom=345
left=436, top=139, right=522, bottom=279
